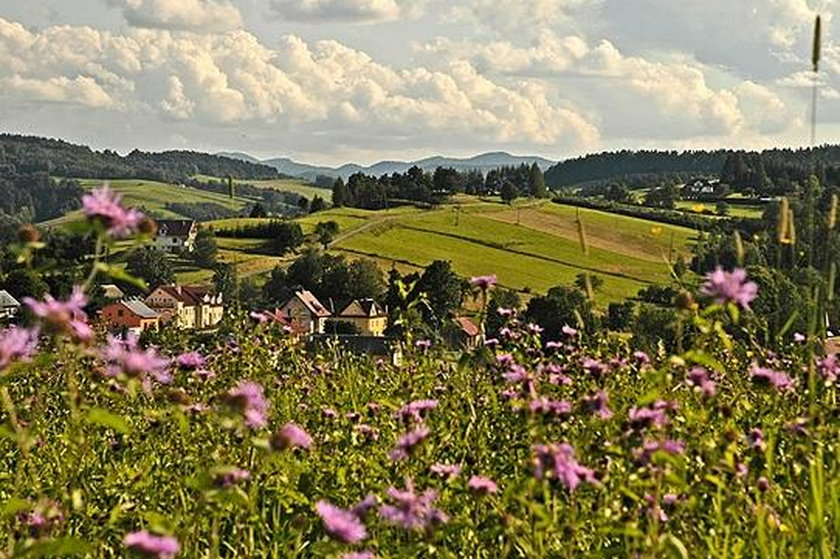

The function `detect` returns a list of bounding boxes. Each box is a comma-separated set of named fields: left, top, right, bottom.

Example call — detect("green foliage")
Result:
left=191, top=229, right=218, bottom=268
left=525, top=284, right=598, bottom=339
left=500, top=182, right=518, bottom=204
left=125, top=247, right=175, bottom=290
left=314, top=221, right=340, bottom=249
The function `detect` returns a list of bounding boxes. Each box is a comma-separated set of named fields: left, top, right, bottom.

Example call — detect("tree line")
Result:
left=332, top=163, right=548, bottom=209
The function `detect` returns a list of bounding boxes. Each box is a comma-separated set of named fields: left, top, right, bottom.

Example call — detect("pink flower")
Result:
left=379, top=479, right=449, bottom=530
left=124, top=531, right=180, bottom=558
left=581, top=390, right=613, bottom=419
left=817, top=355, right=838, bottom=383
left=468, top=475, right=498, bottom=495
left=389, top=425, right=430, bottom=460
left=175, top=352, right=205, bottom=370
left=750, top=364, right=794, bottom=392
left=101, top=334, right=172, bottom=384
left=83, top=185, right=144, bottom=238
left=700, top=267, right=758, bottom=309
left=224, top=381, right=269, bottom=428
left=470, top=275, right=497, bottom=289
left=628, top=402, right=671, bottom=430
left=686, top=367, right=716, bottom=397
left=430, top=463, right=461, bottom=480
left=532, top=443, right=597, bottom=492
left=316, top=500, right=367, bottom=544
left=341, top=552, right=375, bottom=559
left=270, top=423, right=312, bottom=450
left=214, top=468, right=250, bottom=488
left=0, top=327, right=38, bottom=371
left=24, top=286, right=92, bottom=343
left=561, top=325, right=578, bottom=338
left=397, top=399, right=438, bottom=423
left=528, top=397, right=572, bottom=419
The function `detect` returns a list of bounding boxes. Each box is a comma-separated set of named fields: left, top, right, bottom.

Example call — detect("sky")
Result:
left=0, top=0, right=838, bottom=166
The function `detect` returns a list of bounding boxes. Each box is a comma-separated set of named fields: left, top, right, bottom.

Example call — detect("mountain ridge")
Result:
left=216, top=151, right=556, bottom=182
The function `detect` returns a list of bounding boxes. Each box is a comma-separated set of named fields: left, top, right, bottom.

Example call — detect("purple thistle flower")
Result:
left=793, top=332, right=806, bottom=343
left=397, top=399, right=438, bottom=423
left=351, top=494, right=379, bottom=519
left=561, top=325, right=578, bottom=338
left=24, top=286, right=92, bottom=343
left=175, top=351, right=205, bottom=370
left=496, top=353, right=514, bottom=367
left=83, top=185, right=144, bottom=238
left=430, top=463, right=461, bottom=480
left=415, top=339, right=432, bottom=350
left=581, top=357, right=609, bottom=378
left=224, top=381, right=269, bottom=428
left=581, top=390, right=613, bottom=420
left=634, top=439, right=685, bottom=464
left=633, top=351, right=651, bottom=365
left=749, top=364, right=795, bottom=392
left=124, top=531, right=180, bottom=558
left=321, top=407, right=339, bottom=419
left=528, top=397, right=572, bottom=419
left=747, top=428, right=766, bottom=451
left=685, top=366, right=717, bottom=397
left=379, top=479, right=449, bottom=531
left=470, top=275, right=497, bottom=290
left=526, top=323, right=544, bottom=335
left=101, top=334, right=172, bottom=384
left=700, top=267, right=758, bottom=310
left=315, top=501, right=367, bottom=544
left=270, top=423, right=312, bottom=450
left=532, top=443, right=597, bottom=492
left=389, top=425, right=431, bottom=461
left=468, top=475, right=498, bottom=495
left=355, top=424, right=380, bottom=441
left=0, top=326, right=38, bottom=372
left=496, top=307, right=515, bottom=318
left=214, top=468, right=250, bottom=489
left=628, top=403, right=670, bottom=430
left=817, top=355, right=838, bottom=383
left=545, top=340, right=564, bottom=350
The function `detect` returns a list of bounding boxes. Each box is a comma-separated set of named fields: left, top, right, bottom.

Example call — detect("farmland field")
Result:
left=195, top=175, right=332, bottom=201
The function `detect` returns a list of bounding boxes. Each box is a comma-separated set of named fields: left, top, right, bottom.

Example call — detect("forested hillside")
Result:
left=546, top=146, right=840, bottom=192
left=0, top=135, right=281, bottom=182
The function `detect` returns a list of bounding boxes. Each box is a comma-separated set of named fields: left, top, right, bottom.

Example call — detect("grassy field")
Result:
left=674, top=200, right=765, bottom=219
left=195, top=175, right=331, bottom=201
left=44, top=179, right=254, bottom=224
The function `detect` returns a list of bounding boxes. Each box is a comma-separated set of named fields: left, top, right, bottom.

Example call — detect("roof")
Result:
left=339, top=298, right=386, bottom=318
left=152, top=285, right=221, bottom=306
left=827, top=337, right=840, bottom=356
left=0, top=290, right=20, bottom=308
left=101, top=284, right=125, bottom=299
left=455, top=316, right=480, bottom=337
left=120, top=299, right=159, bottom=319
left=290, top=290, right=331, bottom=317
left=156, top=220, right=197, bottom=238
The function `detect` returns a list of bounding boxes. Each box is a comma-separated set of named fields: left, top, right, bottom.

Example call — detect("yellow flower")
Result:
left=692, top=203, right=705, bottom=213
left=650, top=226, right=663, bottom=236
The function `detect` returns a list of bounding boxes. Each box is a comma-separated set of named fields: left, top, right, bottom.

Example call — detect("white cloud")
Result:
left=109, top=0, right=243, bottom=32
left=2, top=74, right=115, bottom=108
left=269, top=0, right=425, bottom=23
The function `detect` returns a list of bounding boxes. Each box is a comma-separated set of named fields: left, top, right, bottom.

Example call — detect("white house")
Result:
left=154, top=220, right=198, bottom=253
left=0, top=290, right=21, bottom=320
left=278, top=290, right=331, bottom=335
left=145, top=285, right=224, bottom=329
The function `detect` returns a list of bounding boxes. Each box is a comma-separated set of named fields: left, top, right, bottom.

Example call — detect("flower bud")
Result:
left=674, top=290, right=695, bottom=310
left=17, top=224, right=41, bottom=243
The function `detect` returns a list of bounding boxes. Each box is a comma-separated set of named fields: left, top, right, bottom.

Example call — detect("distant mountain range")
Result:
left=217, top=151, right=556, bottom=182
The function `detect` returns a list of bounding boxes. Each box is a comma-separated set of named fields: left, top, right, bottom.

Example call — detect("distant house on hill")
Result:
left=145, top=285, right=224, bottom=329
left=100, top=299, right=160, bottom=334
left=453, top=316, right=482, bottom=350
left=155, top=219, right=198, bottom=253
left=335, top=299, right=388, bottom=336
left=278, top=290, right=331, bottom=335
left=0, top=290, right=21, bottom=320
left=681, top=178, right=728, bottom=200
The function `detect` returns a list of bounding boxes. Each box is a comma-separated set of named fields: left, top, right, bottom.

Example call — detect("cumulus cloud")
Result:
left=269, top=0, right=425, bottom=23
left=0, top=17, right=595, bottom=153
left=108, top=0, right=243, bottom=32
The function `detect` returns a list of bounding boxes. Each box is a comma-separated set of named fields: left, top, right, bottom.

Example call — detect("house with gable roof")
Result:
left=145, top=285, right=224, bottom=329
left=335, top=298, right=388, bottom=337
left=277, top=290, right=332, bottom=335
left=155, top=219, right=198, bottom=253
left=0, top=290, right=21, bottom=321
left=100, top=298, right=160, bottom=334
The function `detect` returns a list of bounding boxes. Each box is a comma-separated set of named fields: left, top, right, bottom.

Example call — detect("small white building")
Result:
left=278, top=290, right=332, bottom=335
left=0, top=290, right=21, bottom=320
left=154, top=220, right=198, bottom=253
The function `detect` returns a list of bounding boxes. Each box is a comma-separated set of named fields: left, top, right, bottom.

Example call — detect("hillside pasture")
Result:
left=195, top=175, right=331, bottom=201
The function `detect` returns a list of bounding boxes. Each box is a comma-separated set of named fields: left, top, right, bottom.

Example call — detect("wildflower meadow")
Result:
left=1, top=187, right=839, bottom=558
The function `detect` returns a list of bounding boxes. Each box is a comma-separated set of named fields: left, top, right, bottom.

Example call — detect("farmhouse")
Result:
left=335, top=298, right=388, bottom=337
left=453, top=316, right=482, bottom=350
left=0, top=290, right=21, bottom=321
left=145, top=285, right=224, bottom=329
left=101, top=284, right=125, bottom=300
left=278, top=290, right=332, bottom=335
left=155, top=219, right=198, bottom=253
left=100, top=299, right=160, bottom=334
left=681, top=178, right=727, bottom=200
